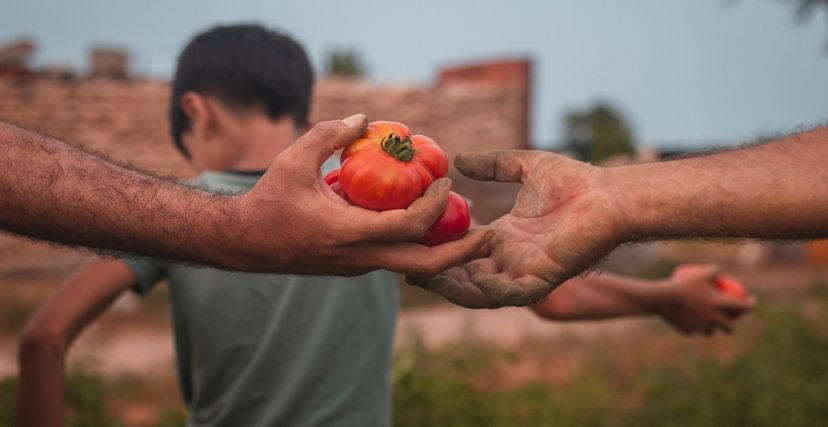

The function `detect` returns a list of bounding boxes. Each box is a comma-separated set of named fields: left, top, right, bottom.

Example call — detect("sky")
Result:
left=2, top=0, right=826, bottom=149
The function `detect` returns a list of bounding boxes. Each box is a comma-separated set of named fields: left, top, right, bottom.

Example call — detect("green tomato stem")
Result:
left=381, top=133, right=415, bottom=162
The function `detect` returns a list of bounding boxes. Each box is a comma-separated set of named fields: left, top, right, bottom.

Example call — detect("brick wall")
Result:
left=0, top=79, right=189, bottom=176
left=0, top=59, right=530, bottom=277
left=438, top=59, right=531, bottom=150
left=0, top=79, right=190, bottom=278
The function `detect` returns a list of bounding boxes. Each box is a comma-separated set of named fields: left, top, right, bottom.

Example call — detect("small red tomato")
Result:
left=672, top=264, right=748, bottom=300
left=339, top=121, right=448, bottom=211
left=417, top=192, right=471, bottom=246
left=714, top=275, right=748, bottom=300
left=323, top=168, right=349, bottom=201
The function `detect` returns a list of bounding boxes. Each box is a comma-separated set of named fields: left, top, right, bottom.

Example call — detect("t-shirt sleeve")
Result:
left=121, top=257, right=169, bottom=296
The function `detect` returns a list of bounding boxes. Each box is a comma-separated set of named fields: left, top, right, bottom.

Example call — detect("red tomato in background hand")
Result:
left=339, top=121, right=448, bottom=211
left=714, top=276, right=749, bottom=300
left=323, top=168, right=349, bottom=201
left=417, top=192, right=470, bottom=246
left=672, top=264, right=748, bottom=300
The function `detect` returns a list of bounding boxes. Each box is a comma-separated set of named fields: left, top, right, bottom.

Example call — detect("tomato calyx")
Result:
left=381, top=133, right=416, bottom=162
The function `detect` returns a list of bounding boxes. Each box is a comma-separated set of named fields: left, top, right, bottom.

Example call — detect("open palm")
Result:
left=413, top=150, right=630, bottom=308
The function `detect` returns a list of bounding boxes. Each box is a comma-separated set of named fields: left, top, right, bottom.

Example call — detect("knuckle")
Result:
left=314, top=120, right=348, bottom=139
left=413, top=215, right=433, bottom=237
left=296, top=121, right=342, bottom=148
left=402, top=220, right=428, bottom=240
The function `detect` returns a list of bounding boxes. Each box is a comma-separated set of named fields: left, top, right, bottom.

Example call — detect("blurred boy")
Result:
left=15, top=24, right=752, bottom=427
left=18, top=24, right=398, bottom=427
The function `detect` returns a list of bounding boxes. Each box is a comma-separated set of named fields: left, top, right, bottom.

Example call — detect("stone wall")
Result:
left=0, top=59, right=530, bottom=277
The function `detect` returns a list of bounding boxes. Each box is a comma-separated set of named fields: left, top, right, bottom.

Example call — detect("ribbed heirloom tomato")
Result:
left=339, top=121, right=449, bottom=211
left=329, top=120, right=469, bottom=245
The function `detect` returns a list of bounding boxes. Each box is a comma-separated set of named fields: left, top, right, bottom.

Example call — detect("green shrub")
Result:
left=0, top=367, right=121, bottom=427
left=394, top=293, right=828, bottom=427
left=626, top=305, right=828, bottom=427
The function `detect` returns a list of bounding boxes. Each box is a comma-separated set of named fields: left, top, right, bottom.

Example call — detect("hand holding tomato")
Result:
left=328, top=121, right=470, bottom=246
left=661, top=264, right=754, bottom=335
left=672, top=264, right=749, bottom=300
left=232, top=114, right=491, bottom=276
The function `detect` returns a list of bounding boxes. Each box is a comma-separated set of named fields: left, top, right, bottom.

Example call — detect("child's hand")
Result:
left=659, top=264, right=755, bottom=336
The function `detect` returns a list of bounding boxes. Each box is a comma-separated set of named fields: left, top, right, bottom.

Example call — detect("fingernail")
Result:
left=342, top=114, right=366, bottom=129
left=454, top=153, right=472, bottom=168
left=436, top=177, right=452, bottom=190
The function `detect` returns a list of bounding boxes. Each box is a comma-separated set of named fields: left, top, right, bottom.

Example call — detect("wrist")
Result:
left=600, top=164, right=661, bottom=242
left=623, top=279, right=673, bottom=316
left=209, top=192, right=294, bottom=272
left=649, top=279, right=680, bottom=318
left=194, top=193, right=251, bottom=270
left=592, top=166, right=646, bottom=244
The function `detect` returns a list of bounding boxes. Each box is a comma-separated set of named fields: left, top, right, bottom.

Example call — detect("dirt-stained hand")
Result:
left=409, top=150, right=630, bottom=308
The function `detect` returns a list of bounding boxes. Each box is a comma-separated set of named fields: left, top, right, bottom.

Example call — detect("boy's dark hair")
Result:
left=169, top=24, right=314, bottom=155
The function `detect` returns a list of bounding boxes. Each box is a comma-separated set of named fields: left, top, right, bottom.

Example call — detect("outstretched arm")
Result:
left=414, top=126, right=828, bottom=308
left=616, top=127, right=828, bottom=240
left=16, top=259, right=137, bottom=427
left=0, top=116, right=490, bottom=276
left=531, top=266, right=753, bottom=335
left=0, top=121, right=236, bottom=266
left=531, top=273, right=668, bottom=320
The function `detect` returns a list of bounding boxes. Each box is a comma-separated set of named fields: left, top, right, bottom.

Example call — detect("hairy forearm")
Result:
left=0, top=122, right=240, bottom=266
left=532, top=273, right=667, bottom=320
left=612, top=127, right=828, bottom=240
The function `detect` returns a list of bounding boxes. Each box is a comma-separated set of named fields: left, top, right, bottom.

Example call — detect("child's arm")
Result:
left=16, top=259, right=138, bottom=427
left=530, top=266, right=754, bottom=335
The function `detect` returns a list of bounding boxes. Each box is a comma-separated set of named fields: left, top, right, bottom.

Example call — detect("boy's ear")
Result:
left=179, top=92, right=216, bottom=138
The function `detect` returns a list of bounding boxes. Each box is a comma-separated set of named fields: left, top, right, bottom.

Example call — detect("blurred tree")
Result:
left=787, top=0, right=828, bottom=49
left=562, top=102, right=636, bottom=163
left=324, top=49, right=367, bottom=78
left=787, top=0, right=828, bottom=20
left=742, top=0, right=828, bottom=50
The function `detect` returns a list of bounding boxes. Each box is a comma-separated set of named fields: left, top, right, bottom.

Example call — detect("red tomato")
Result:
left=417, top=192, right=470, bottom=246
left=672, top=264, right=748, bottom=300
left=714, top=275, right=748, bottom=300
left=323, top=168, right=349, bottom=201
left=339, top=121, right=448, bottom=211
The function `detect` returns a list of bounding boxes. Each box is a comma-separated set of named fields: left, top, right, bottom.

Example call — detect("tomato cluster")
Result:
left=324, top=120, right=470, bottom=246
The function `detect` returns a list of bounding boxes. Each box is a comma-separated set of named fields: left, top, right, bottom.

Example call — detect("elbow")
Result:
left=18, top=323, right=68, bottom=364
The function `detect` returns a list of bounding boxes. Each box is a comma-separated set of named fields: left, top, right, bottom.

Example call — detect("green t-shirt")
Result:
left=123, top=171, right=399, bottom=427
